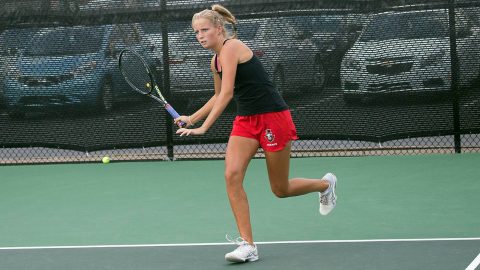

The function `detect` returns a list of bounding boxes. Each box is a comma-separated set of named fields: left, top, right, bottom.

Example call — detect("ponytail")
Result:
left=192, top=5, right=238, bottom=39
left=211, top=4, right=238, bottom=39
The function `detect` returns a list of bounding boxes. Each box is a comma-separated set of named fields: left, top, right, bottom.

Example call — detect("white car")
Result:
left=340, top=9, right=480, bottom=104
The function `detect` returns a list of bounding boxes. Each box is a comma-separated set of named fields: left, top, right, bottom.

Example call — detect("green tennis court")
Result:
left=1, top=154, right=479, bottom=269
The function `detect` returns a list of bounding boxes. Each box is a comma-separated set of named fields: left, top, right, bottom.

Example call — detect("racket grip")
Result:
left=165, top=104, right=186, bottom=128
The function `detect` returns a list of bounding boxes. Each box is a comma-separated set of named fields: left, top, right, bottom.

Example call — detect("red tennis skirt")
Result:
left=230, top=109, right=299, bottom=152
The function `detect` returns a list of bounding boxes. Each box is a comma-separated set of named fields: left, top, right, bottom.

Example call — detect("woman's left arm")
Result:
left=176, top=41, right=239, bottom=136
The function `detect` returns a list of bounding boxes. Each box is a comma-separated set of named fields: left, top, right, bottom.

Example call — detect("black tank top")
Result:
left=215, top=48, right=288, bottom=116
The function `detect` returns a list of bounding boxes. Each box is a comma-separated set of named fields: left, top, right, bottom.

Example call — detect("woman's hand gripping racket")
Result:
left=118, top=49, right=186, bottom=128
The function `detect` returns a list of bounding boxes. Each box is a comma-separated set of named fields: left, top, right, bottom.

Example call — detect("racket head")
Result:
left=118, top=49, right=156, bottom=95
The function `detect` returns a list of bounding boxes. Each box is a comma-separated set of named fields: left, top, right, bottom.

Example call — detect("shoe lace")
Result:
left=320, top=192, right=330, bottom=205
left=226, top=234, right=248, bottom=246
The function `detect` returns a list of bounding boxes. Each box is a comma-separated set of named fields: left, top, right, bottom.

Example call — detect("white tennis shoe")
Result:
left=319, top=173, right=337, bottom=215
left=225, top=235, right=259, bottom=263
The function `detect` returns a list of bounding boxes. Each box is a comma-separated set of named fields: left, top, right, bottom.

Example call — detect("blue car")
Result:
left=3, top=24, right=152, bottom=117
left=0, top=27, right=40, bottom=109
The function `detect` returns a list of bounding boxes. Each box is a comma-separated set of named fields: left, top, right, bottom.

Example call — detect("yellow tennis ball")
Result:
left=102, top=156, right=110, bottom=164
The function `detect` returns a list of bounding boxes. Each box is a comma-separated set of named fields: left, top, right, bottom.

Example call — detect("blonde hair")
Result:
left=192, top=4, right=238, bottom=39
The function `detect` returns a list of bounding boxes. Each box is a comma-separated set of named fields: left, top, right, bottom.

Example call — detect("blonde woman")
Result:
left=174, top=4, right=337, bottom=263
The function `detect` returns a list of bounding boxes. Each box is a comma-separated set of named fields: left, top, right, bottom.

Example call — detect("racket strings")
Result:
left=120, top=50, right=153, bottom=94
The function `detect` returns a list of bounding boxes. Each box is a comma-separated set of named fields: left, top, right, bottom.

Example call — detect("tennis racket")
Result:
left=118, top=49, right=186, bottom=128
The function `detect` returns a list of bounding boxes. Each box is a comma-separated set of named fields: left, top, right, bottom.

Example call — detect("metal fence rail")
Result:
left=0, top=0, right=479, bottom=164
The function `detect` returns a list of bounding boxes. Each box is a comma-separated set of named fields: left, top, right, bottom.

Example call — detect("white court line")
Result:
left=0, top=237, right=479, bottom=251
left=466, top=253, right=480, bottom=270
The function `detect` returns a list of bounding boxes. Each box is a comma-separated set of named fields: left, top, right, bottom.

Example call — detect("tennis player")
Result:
left=174, top=4, right=337, bottom=263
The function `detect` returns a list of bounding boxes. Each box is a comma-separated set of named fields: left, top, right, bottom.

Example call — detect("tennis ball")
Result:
left=102, top=156, right=110, bottom=164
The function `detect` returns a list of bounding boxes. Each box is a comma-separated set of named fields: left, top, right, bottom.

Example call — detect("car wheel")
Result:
left=273, top=67, right=285, bottom=97
left=99, top=80, right=114, bottom=112
left=314, top=58, right=326, bottom=90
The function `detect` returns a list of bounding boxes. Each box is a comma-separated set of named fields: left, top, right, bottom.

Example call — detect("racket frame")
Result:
left=119, top=49, right=186, bottom=128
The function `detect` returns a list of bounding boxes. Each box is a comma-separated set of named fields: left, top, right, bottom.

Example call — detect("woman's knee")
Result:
left=225, top=167, right=244, bottom=187
left=270, top=184, right=289, bottom=198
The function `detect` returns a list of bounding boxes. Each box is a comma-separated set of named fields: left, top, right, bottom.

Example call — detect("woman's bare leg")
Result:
left=225, top=136, right=260, bottom=245
left=265, top=142, right=330, bottom=198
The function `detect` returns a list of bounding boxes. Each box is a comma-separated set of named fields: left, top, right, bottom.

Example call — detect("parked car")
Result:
left=3, top=24, right=153, bottom=117
left=0, top=27, right=40, bottom=109
left=141, top=21, right=214, bottom=105
left=238, top=17, right=322, bottom=97
left=340, top=9, right=480, bottom=104
left=144, top=20, right=276, bottom=106
left=288, top=14, right=369, bottom=87
left=144, top=16, right=325, bottom=102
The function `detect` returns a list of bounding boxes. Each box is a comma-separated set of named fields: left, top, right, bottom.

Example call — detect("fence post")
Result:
left=160, top=0, right=175, bottom=160
left=448, top=0, right=462, bottom=153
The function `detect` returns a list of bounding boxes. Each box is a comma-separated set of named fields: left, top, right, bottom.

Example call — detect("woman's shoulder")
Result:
left=222, top=38, right=250, bottom=52
left=222, top=39, right=251, bottom=60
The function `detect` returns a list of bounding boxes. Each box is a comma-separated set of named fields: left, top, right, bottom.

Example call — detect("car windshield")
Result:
left=360, top=12, right=449, bottom=41
left=25, top=26, right=105, bottom=56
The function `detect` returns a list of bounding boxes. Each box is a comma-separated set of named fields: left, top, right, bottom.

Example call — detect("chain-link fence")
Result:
left=0, top=0, right=479, bottom=164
